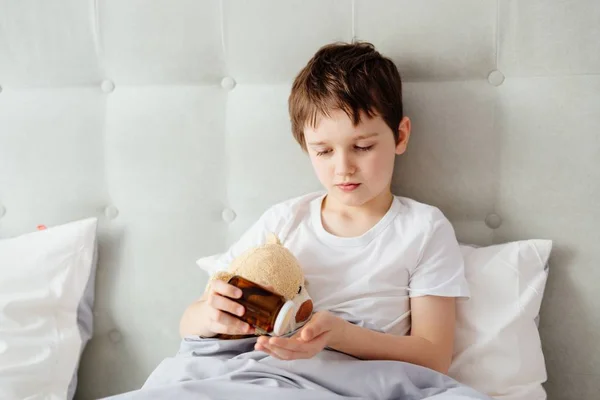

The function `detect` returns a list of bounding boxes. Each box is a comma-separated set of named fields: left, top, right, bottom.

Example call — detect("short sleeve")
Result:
left=195, top=204, right=288, bottom=277
left=408, top=210, right=470, bottom=299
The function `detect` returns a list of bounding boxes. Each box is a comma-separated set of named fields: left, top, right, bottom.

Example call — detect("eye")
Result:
left=298, top=286, right=302, bottom=294
left=315, top=149, right=331, bottom=157
left=354, top=145, right=373, bottom=152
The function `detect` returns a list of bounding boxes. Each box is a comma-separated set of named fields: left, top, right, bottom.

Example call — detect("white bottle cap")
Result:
left=273, top=300, right=295, bottom=336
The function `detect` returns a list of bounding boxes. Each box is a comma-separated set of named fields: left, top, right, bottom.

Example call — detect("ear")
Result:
left=395, top=116, right=411, bottom=156
left=295, top=299, right=314, bottom=323
left=265, top=232, right=281, bottom=245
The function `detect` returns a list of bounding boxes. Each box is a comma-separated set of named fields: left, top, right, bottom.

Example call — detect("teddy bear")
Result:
left=205, top=233, right=314, bottom=340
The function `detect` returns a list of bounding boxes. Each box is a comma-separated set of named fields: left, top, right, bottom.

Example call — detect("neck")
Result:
left=323, top=188, right=394, bottom=219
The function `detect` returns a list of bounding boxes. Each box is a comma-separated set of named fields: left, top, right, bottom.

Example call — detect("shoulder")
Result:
left=391, top=195, right=459, bottom=259
left=393, top=195, right=451, bottom=233
left=396, top=197, right=469, bottom=299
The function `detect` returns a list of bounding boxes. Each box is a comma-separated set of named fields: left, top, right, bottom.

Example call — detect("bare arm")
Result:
left=179, top=292, right=212, bottom=338
left=258, top=295, right=456, bottom=375
left=328, top=295, right=456, bottom=374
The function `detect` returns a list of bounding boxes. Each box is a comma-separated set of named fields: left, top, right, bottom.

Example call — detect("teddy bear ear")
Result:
left=265, top=232, right=281, bottom=245
left=212, top=271, right=234, bottom=284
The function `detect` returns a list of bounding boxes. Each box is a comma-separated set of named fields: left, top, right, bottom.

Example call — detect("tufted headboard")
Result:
left=1, top=1, right=598, bottom=399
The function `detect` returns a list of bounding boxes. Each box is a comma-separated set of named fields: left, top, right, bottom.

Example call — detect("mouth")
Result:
left=336, top=183, right=361, bottom=192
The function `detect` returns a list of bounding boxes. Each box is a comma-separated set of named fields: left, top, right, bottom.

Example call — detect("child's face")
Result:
left=303, top=109, right=410, bottom=208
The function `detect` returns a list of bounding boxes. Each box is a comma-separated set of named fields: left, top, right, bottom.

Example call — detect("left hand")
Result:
left=255, top=310, right=342, bottom=360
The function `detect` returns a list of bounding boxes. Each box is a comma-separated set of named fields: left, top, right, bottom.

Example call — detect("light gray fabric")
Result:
left=101, top=336, right=492, bottom=400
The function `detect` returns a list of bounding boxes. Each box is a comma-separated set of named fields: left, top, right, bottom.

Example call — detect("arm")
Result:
left=328, top=208, right=465, bottom=373
left=179, top=292, right=211, bottom=338
left=258, top=295, right=457, bottom=375
left=329, top=295, right=456, bottom=374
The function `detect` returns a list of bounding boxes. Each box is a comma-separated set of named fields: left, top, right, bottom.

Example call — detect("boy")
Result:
left=180, top=41, right=470, bottom=375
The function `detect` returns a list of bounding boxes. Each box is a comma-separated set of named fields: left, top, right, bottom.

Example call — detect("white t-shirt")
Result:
left=197, top=191, right=470, bottom=336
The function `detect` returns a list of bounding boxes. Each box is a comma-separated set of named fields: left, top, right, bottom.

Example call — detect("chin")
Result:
left=329, top=190, right=372, bottom=207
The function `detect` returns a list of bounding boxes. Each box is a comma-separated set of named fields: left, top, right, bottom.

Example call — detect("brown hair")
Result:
left=288, top=41, right=403, bottom=150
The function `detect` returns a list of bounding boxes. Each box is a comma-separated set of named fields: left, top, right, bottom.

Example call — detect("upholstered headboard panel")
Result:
left=0, top=1, right=598, bottom=399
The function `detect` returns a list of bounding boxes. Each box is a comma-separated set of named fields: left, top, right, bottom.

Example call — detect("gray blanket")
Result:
left=102, top=336, right=492, bottom=400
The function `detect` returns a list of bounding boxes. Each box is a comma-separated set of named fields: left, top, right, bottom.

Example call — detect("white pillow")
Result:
left=0, top=217, right=99, bottom=400
left=449, top=239, right=552, bottom=400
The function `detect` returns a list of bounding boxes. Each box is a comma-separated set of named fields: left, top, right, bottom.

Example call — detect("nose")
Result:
left=334, top=151, right=356, bottom=176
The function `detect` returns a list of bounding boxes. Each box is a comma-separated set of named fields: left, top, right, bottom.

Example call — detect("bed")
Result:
left=0, top=1, right=598, bottom=399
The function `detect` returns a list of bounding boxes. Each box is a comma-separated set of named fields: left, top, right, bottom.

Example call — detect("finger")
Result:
left=259, top=339, right=314, bottom=360
left=254, top=341, right=271, bottom=353
left=256, top=336, right=270, bottom=346
left=269, top=337, right=308, bottom=352
left=269, top=338, right=313, bottom=356
left=300, top=327, right=315, bottom=342
left=210, top=310, right=254, bottom=335
left=278, top=331, right=330, bottom=355
left=256, top=336, right=304, bottom=357
left=291, top=329, right=304, bottom=341
left=255, top=344, right=278, bottom=359
left=208, top=293, right=245, bottom=317
left=212, top=320, right=255, bottom=335
left=210, top=280, right=243, bottom=299
left=261, top=343, right=297, bottom=360
left=301, top=321, right=329, bottom=342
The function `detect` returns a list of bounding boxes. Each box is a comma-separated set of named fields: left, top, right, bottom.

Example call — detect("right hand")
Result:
left=199, top=279, right=255, bottom=337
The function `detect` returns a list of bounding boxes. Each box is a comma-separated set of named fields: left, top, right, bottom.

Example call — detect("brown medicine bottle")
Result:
left=227, top=275, right=295, bottom=336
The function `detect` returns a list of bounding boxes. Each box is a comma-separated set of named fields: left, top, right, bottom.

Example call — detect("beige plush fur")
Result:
left=209, top=233, right=305, bottom=301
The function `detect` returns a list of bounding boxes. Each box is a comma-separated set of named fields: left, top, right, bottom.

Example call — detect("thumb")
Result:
left=301, top=318, right=325, bottom=342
